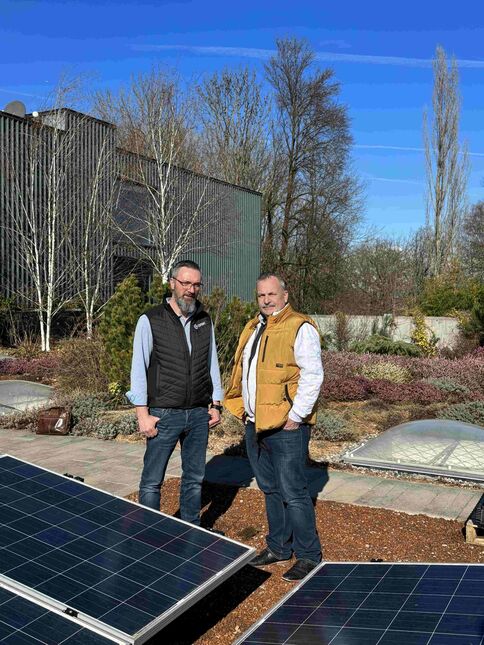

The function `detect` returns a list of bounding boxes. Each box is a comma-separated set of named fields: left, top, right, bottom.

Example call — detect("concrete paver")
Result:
left=0, top=428, right=482, bottom=522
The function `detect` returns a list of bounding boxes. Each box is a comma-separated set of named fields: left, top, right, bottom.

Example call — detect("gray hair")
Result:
left=256, top=272, right=287, bottom=290
left=171, top=260, right=202, bottom=279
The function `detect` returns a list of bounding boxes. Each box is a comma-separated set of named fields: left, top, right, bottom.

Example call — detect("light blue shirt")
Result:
left=126, top=310, right=224, bottom=406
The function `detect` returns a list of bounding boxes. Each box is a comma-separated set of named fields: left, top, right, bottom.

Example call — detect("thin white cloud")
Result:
left=132, top=44, right=484, bottom=69
left=367, top=175, right=424, bottom=186
left=0, top=87, right=46, bottom=100
left=355, top=144, right=484, bottom=158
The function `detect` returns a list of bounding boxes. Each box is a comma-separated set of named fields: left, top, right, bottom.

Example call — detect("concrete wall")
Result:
left=311, top=314, right=460, bottom=349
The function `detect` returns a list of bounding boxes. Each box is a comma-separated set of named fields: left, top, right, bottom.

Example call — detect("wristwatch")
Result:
left=210, top=404, right=223, bottom=412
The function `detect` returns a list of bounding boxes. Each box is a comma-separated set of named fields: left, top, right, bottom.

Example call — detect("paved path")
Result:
left=0, top=428, right=481, bottom=522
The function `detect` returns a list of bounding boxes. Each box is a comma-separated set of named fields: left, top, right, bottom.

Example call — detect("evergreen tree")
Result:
left=99, top=275, right=145, bottom=388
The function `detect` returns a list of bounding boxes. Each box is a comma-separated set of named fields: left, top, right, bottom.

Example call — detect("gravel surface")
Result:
left=133, top=478, right=484, bottom=645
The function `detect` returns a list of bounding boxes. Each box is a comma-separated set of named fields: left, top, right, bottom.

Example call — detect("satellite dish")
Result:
left=3, top=100, right=27, bottom=118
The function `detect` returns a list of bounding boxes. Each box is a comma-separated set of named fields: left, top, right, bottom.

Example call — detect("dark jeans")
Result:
left=139, top=407, right=209, bottom=525
left=245, top=421, right=321, bottom=562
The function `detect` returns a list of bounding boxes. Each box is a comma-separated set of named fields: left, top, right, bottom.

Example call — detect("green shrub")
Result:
left=458, top=288, right=484, bottom=347
left=351, top=335, right=422, bottom=357
left=71, top=394, right=112, bottom=425
left=145, top=274, right=170, bottom=306
left=361, top=362, right=412, bottom=384
left=312, top=411, right=357, bottom=442
left=203, top=289, right=258, bottom=377
left=72, top=418, right=118, bottom=440
left=114, top=415, right=138, bottom=436
left=438, top=401, right=484, bottom=426
left=410, top=308, right=438, bottom=357
left=98, top=275, right=145, bottom=389
left=419, top=270, right=481, bottom=316
left=424, top=378, right=471, bottom=395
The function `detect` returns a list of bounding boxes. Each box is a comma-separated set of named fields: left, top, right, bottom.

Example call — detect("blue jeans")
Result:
left=245, top=421, right=321, bottom=563
left=139, top=407, right=209, bottom=525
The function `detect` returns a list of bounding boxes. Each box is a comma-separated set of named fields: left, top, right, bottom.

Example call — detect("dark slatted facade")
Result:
left=0, top=108, right=261, bottom=304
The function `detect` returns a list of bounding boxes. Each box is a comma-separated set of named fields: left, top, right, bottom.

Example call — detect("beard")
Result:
left=176, top=295, right=196, bottom=316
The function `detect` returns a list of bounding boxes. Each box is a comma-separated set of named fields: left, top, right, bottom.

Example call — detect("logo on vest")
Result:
left=193, top=321, right=207, bottom=330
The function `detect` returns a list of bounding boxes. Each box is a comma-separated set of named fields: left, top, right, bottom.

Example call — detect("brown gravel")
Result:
left=137, top=477, right=484, bottom=645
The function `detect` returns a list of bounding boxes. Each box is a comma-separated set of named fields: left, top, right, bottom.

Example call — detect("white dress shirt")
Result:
left=242, top=308, right=324, bottom=423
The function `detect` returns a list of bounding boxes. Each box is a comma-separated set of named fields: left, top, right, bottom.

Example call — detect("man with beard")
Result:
left=127, top=260, right=223, bottom=524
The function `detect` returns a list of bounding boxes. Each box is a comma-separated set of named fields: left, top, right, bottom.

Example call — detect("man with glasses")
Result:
left=127, top=260, right=223, bottom=525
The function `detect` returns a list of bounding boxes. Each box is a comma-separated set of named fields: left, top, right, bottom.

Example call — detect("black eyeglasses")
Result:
left=172, top=277, right=203, bottom=290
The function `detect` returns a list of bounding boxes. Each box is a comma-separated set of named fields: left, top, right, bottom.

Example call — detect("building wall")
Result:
left=311, top=314, right=461, bottom=349
left=0, top=109, right=116, bottom=303
left=0, top=109, right=261, bottom=304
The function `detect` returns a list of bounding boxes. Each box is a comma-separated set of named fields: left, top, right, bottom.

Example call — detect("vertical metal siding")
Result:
left=1, top=110, right=261, bottom=305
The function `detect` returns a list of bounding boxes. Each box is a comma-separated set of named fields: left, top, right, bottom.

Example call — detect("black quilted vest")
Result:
left=145, top=299, right=213, bottom=408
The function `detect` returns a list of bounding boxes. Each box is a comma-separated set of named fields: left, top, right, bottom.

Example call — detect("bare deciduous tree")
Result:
left=197, top=67, right=271, bottom=191
left=424, top=45, right=469, bottom=277
left=264, top=38, right=363, bottom=310
left=1, top=82, right=85, bottom=351
left=71, top=133, right=118, bottom=338
left=92, top=69, right=236, bottom=282
left=460, top=201, right=484, bottom=281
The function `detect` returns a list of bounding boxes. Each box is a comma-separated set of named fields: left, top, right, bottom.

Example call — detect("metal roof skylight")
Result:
left=343, top=419, right=484, bottom=482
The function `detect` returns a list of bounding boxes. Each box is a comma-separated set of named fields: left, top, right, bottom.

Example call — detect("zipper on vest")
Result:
left=284, top=384, right=293, bottom=406
left=261, top=337, right=268, bottom=362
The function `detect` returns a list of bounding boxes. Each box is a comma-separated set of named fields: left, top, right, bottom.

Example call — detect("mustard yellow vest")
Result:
left=224, top=305, right=319, bottom=432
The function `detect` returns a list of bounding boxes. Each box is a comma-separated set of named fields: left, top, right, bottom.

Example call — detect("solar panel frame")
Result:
left=234, top=561, right=484, bottom=645
left=0, top=580, right=117, bottom=644
left=0, top=454, right=255, bottom=645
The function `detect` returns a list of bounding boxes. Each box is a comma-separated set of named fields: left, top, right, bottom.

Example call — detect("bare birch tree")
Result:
left=71, top=131, right=118, bottom=337
left=424, top=45, right=469, bottom=277
left=92, top=69, right=236, bottom=282
left=1, top=83, right=85, bottom=350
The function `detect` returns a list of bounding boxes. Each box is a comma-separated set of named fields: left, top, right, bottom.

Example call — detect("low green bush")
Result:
left=72, top=418, right=118, bottom=440
left=438, top=401, right=484, bottom=426
left=360, top=362, right=412, bottom=384
left=71, top=394, right=112, bottom=425
left=350, top=335, right=422, bottom=357
left=312, top=411, right=357, bottom=442
left=424, top=378, right=471, bottom=396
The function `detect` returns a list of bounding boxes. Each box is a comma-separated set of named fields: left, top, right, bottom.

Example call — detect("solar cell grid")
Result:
left=236, top=562, right=484, bottom=644
left=0, top=455, right=254, bottom=644
left=0, top=585, right=113, bottom=644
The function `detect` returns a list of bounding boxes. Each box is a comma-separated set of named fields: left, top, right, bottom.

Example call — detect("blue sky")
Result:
left=1, top=0, right=484, bottom=237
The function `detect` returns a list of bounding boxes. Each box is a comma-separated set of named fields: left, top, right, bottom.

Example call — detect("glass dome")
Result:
left=343, top=419, right=484, bottom=481
left=0, top=380, right=53, bottom=415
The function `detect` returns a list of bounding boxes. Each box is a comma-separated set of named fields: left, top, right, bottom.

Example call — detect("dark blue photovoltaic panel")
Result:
left=236, top=562, right=484, bottom=644
left=0, top=456, right=253, bottom=642
left=0, top=586, right=112, bottom=644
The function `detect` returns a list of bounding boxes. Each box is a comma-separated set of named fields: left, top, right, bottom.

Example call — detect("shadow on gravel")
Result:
left=147, top=565, right=270, bottom=645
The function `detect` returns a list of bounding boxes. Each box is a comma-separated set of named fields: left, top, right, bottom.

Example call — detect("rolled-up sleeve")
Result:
left=126, top=315, right=153, bottom=405
left=288, top=323, right=324, bottom=422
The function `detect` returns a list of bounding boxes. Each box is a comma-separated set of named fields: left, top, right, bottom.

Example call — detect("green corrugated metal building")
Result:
left=0, top=105, right=261, bottom=303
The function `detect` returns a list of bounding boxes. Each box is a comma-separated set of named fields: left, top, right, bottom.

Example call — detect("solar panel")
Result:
left=0, top=584, right=113, bottom=644
left=235, top=562, right=484, bottom=644
left=0, top=455, right=254, bottom=644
